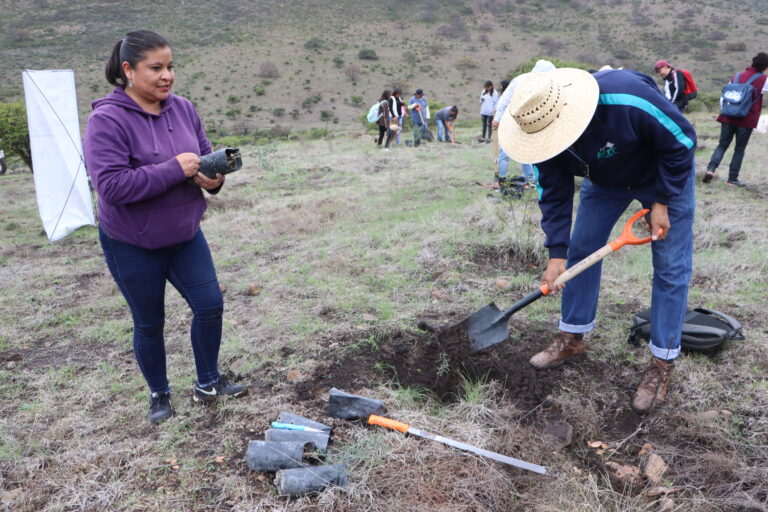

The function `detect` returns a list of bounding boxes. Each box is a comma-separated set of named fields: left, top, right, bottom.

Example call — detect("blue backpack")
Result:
left=720, top=72, right=763, bottom=118
left=367, top=101, right=384, bottom=123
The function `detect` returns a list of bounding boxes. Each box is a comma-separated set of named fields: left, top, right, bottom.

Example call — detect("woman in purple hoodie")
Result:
left=84, top=30, right=248, bottom=424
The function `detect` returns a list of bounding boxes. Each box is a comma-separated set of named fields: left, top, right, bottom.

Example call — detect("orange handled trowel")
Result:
left=368, top=414, right=549, bottom=475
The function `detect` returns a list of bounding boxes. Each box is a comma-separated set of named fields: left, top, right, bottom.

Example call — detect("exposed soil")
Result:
left=296, top=318, right=587, bottom=413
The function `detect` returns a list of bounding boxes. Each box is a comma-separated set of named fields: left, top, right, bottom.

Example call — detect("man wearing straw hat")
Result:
left=499, top=68, right=696, bottom=414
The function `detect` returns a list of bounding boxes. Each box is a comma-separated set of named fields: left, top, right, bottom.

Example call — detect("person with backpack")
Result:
left=408, top=88, right=429, bottom=146
left=374, top=89, right=393, bottom=150
left=479, top=80, right=498, bottom=143
left=499, top=68, right=696, bottom=414
left=703, top=52, right=768, bottom=187
left=654, top=60, right=688, bottom=112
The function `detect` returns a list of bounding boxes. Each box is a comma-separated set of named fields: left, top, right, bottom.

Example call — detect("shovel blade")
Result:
left=467, top=303, right=510, bottom=352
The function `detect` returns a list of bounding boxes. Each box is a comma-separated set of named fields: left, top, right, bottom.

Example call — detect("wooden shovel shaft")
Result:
left=551, top=244, right=614, bottom=289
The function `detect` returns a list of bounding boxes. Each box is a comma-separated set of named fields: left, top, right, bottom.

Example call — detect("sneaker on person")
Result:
left=529, top=332, right=587, bottom=369
left=726, top=179, right=746, bottom=187
left=193, top=376, right=249, bottom=403
left=702, top=169, right=715, bottom=184
left=631, top=357, right=673, bottom=414
left=148, top=391, right=174, bottom=424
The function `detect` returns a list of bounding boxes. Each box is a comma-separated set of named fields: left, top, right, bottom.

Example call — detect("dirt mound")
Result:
left=295, top=321, right=565, bottom=411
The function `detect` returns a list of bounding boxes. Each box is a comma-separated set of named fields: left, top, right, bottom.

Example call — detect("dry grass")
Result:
left=1, top=114, right=768, bottom=510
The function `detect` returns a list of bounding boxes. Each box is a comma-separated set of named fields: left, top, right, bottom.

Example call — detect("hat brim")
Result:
left=498, top=68, right=599, bottom=164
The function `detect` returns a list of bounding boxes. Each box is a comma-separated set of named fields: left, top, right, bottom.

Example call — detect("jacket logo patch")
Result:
left=596, top=142, right=617, bottom=160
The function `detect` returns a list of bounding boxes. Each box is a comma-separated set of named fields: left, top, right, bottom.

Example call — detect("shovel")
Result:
left=462, top=209, right=654, bottom=352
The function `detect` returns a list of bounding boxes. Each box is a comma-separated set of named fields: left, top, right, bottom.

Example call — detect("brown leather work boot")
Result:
left=529, top=332, right=587, bottom=370
left=631, top=357, right=674, bottom=414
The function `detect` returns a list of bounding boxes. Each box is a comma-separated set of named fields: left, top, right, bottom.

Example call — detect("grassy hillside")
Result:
left=1, top=114, right=767, bottom=510
left=2, top=0, right=768, bottom=141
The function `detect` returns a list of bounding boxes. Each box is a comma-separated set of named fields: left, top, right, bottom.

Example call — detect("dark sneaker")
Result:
left=529, top=332, right=587, bottom=370
left=702, top=170, right=715, bottom=184
left=631, top=357, right=673, bottom=414
left=193, top=376, right=249, bottom=403
left=726, top=180, right=746, bottom=187
left=148, top=392, right=174, bottom=424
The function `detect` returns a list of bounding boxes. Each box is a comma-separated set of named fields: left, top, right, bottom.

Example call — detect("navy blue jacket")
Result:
left=535, top=69, right=696, bottom=259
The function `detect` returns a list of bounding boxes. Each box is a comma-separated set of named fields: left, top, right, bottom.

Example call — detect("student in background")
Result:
left=376, top=89, right=393, bottom=150
left=391, top=88, right=405, bottom=145
left=408, top=88, right=429, bottom=147
left=479, top=80, right=498, bottom=143
left=703, top=52, right=768, bottom=186
left=435, top=106, right=459, bottom=143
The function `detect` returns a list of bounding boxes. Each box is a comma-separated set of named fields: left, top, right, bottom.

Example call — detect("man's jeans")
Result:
left=497, top=147, right=510, bottom=178
left=436, top=119, right=447, bottom=141
left=412, top=123, right=423, bottom=146
left=99, top=227, right=223, bottom=393
left=707, top=122, right=753, bottom=181
left=560, top=172, right=695, bottom=360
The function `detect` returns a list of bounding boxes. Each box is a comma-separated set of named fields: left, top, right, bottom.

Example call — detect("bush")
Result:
left=332, top=56, right=344, bottom=68
left=252, top=85, right=265, bottom=96
left=350, top=95, right=363, bottom=107
left=259, top=62, right=280, bottom=78
left=301, top=94, right=322, bottom=110
left=272, top=107, right=285, bottom=117
left=0, top=101, right=32, bottom=170
left=344, top=65, right=362, bottom=82
left=358, top=49, right=378, bottom=60
left=508, top=56, right=593, bottom=79
left=455, top=57, right=479, bottom=72
left=304, top=37, right=325, bottom=51
left=725, top=42, right=746, bottom=52
left=227, top=95, right=239, bottom=104
left=538, top=37, right=563, bottom=54
left=707, top=30, right=726, bottom=41
left=436, top=20, right=466, bottom=39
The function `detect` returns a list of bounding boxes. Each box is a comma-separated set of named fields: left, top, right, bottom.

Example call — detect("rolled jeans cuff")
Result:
left=649, top=341, right=680, bottom=361
left=558, top=319, right=595, bottom=334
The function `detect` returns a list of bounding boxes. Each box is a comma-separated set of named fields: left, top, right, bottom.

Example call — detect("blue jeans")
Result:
left=521, top=164, right=536, bottom=183
left=707, top=122, right=753, bottom=181
left=395, top=116, right=404, bottom=144
left=99, top=227, right=223, bottom=393
left=497, top=147, right=510, bottom=178
left=436, top=119, right=449, bottom=142
left=560, top=172, right=695, bottom=360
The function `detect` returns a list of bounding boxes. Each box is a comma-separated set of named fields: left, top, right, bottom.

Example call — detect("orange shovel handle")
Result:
left=368, top=414, right=410, bottom=433
left=608, top=208, right=653, bottom=250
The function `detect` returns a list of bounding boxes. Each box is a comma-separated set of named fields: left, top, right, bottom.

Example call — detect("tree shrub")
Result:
left=725, top=42, right=746, bottom=52
left=305, top=37, right=325, bottom=51
left=259, top=62, right=280, bottom=78
left=0, top=101, right=32, bottom=170
left=358, top=49, right=378, bottom=60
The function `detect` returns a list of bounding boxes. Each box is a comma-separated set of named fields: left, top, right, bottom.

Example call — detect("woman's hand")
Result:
left=541, top=258, right=567, bottom=294
left=176, top=152, right=200, bottom=178
left=192, top=172, right=224, bottom=191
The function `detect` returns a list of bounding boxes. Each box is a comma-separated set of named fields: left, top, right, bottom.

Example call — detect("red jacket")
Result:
left=717, top=66, right=767, bottom=129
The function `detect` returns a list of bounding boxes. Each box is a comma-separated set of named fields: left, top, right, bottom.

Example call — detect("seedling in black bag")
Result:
left=199, top=148, right=243, bottom=179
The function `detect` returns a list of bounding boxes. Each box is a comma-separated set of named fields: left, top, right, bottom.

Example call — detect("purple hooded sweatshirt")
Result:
left=84, top=88, right=212, bottom=249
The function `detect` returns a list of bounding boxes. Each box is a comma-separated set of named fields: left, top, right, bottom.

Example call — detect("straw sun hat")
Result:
left=498, top=68, right=599, bottom=164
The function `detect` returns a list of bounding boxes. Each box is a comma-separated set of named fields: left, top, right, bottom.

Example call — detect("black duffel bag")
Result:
left=628, top=307, right=745, bottom=352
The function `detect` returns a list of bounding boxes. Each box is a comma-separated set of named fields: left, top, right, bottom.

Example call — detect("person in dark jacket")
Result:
left=84, top=30, right=248, bottom=424
left=655, top=60, right=687, bottom=112
left=499, top=68, right=696, bottom=414
left=703, top=52, right=768, bottom=186
left=391, top=88, right=405, bottom=144
left=375, top=89, right=393, bottom=150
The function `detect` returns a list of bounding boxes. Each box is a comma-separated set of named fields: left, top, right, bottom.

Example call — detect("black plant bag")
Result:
left=628, top=307, right=745, bottom=352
